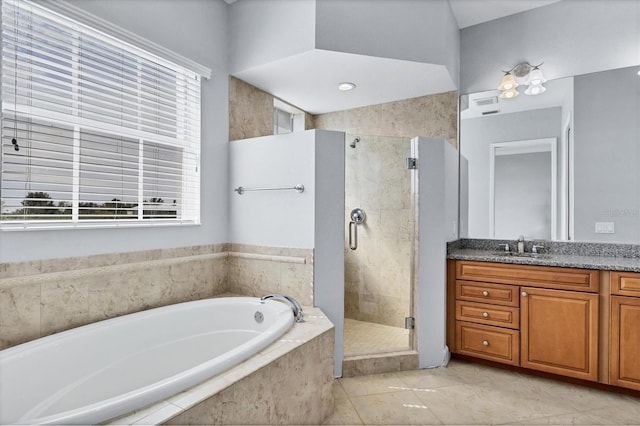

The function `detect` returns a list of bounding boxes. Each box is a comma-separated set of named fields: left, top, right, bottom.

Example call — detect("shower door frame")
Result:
left=342, top=133, right=417, bottom=357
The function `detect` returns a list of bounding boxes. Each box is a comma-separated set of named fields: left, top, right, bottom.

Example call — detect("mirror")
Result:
left=460, top=65, right=640, bottom=244
left=490, top=138, right=557, bottom=240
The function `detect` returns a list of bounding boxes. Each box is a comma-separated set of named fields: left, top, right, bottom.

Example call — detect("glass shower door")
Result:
left=343, top=134, right=415, bottom=356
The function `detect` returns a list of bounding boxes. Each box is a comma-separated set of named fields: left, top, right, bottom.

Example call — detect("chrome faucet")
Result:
left=260, top=294, right=304, bottom=322
left=532, top=244, right=545, bottom=254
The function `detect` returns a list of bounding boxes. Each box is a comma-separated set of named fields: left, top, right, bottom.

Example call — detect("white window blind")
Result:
left=0, top=0, right=202, bottom=228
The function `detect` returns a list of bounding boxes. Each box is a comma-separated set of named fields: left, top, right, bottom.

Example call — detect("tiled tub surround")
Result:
left=0, top=243, right=313, bottom=350
left=227, top=244, right=314, bottom=307
left=448, top=239, right=640, bottom=272
left=0, top=245, right=228, bottom=350
left=107, top=307, right=335, bottom=426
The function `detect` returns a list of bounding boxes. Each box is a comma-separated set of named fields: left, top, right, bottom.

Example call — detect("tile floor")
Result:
left=344, top=319, right=411, bottom=356
left=324, top=359, right=640, bottom=425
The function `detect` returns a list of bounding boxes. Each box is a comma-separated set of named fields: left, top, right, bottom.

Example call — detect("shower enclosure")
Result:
left=343, top=134, right=416, bottom=357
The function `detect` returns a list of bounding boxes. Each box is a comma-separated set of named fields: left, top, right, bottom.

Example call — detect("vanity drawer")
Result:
left=456, top=280, right=519, bottom=307
left=456, top=321, right=520, bottom=366
left=456, top=261, right=599, bottom=292
left=611, top=271, right=640, bottom=297
left=455, top=301, right=519, bottom=329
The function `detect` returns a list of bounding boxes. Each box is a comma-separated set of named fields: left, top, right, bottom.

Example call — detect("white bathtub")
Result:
left=0, top=297, right=295, bottom=425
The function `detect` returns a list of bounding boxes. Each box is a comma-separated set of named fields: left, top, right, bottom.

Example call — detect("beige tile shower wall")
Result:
left=229, top=77, right=274, bottom=141
left=0, top=245, right=228, bottom=350
left=227, top=244, right=314, bottom=306
left=315, top=91, right=458, bottom=329
left=313, top=91, right=458, bottom=148
left=343, top=135, right=412, bottom=328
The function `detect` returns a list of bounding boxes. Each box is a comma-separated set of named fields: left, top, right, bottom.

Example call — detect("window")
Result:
left=273, top=98, right=305, bottom=135
left=0, top=0, right=203, bottom=228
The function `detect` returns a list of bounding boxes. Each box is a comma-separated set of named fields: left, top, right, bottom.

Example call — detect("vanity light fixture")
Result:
left=498, top=72, right=519, bottom=98
left=337, top=82, right=356, bottom=91
left=498, top=62, right=546, bottom=98
left=525, top=65, right=547, bottom=95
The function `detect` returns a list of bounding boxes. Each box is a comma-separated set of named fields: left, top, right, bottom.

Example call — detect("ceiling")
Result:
left=234, top=50, right=456, bottom=115
left=231, top=0, right=562, bottom=114
left=448, top=0, right=560, bottom=28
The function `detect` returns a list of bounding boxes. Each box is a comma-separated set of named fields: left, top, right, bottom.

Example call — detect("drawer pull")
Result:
left=521, top=291, right=528, bottom=297
left=482, top=290, right=490, bottom=297
left=482, top=340, right=489, bottom=346
left=482, top=312, right=489, bottom=318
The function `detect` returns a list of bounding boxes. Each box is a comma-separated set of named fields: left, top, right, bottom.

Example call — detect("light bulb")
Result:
left=498, top=73, right=518, bottom=91
left=499, top=88, right=519, bottom=99
left=525, top=83, right=546, bottom=95
left=528, top=67, right=546, bottom=86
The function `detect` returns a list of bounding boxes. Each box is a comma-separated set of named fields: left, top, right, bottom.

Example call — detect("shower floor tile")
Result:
left=344, top=318, right=411, bottom=356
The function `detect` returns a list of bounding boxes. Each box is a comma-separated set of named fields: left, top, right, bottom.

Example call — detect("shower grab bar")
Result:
left=234, top=184, right=305, bottom=195
left=348, top=208, right=366, bottom=250
left=349, top=221, right=358, bottom=250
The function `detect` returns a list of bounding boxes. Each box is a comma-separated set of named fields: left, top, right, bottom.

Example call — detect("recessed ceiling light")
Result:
left=337, top=82, right=356, bottom=91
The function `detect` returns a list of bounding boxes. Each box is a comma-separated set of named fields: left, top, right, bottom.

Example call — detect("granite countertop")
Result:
left=448, top=248, right=640, bottom=272
left=447, top=239, right=640, bottom=273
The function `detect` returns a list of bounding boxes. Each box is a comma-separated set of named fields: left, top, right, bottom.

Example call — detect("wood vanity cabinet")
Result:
left=449, top=260, right=600, bottom=382
left=610, top=271, right=640, bottom=391
left=520, top=287, right=598, bottom=381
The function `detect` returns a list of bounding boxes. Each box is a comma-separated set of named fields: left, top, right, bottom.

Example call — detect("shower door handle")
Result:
left=348, top=208, right=366, bottom=251
left=349, top=221, right=358, bottom=250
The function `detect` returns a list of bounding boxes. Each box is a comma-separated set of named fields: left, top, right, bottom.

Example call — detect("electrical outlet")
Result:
left=595, top=222, right=615, bottom=234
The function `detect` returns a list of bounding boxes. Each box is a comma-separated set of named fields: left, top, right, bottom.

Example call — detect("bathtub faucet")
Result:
left=260, top=294, right=304, bottom=323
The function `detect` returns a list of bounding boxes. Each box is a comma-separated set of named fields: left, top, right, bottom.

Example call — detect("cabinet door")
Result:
left=610, top=296, right=640, bottom=390
left=521, top=287, right=598, bottom=381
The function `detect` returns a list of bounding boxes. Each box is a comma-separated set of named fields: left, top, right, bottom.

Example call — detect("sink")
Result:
left=492, top=251, right=550, bottom=259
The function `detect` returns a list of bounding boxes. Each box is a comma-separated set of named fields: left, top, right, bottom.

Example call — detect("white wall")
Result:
left=227, top=0, right=316, bottom=74
left=228, top=0, right=460, bottom=87
left=229, top=132, right=316, bottom=249
left=314, top=0, right=459, bottom=84
left=415, top=137, right=458, bottom=368
left=461, top=0, right=640, bottom=93
left=312, top=131, right=345, bottom=377
left=229, top=130, right=346, bottom=377
left=0, top=0, right=230, bottom=263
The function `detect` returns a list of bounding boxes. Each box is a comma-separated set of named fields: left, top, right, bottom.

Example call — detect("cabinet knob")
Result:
left=521, top=291, right=528, bottom=297
left=482, top=312, right=489, bottom=318
left=482, top=290, right=489, bottom=297
left=482, top=340, right=489, bottom=346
